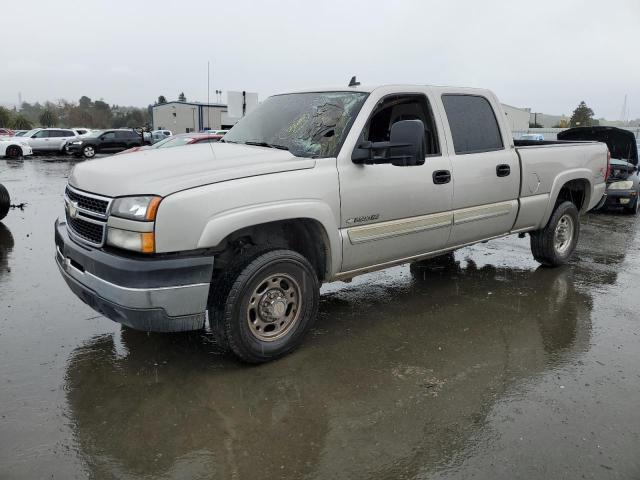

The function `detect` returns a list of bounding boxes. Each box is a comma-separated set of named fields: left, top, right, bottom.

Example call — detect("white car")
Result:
left=0, top=137, right=33, bottom=158
left=14, top=128, right=82, bottom=154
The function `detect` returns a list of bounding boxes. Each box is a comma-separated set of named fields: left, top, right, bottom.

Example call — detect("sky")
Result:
left=2, top=0, right=639, bottom=119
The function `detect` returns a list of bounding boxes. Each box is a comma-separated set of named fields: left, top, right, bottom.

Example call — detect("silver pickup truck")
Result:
left=55, top=84, right=608, bottom=362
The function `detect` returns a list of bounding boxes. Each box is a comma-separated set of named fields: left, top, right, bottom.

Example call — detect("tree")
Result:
left=157, top=95, right=167, bottom=104
left=11, top=113, right=33, bottom=130
left=39, top=109, right=58, bottom=127
left=569, top=101, right=595, bottom=127
left=0, top=106, right=12, bottom=127
left=178, top=92, right=186, bottom=102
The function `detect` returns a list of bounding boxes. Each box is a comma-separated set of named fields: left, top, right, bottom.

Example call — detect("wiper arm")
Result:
left=243, top=141, right=289, bottom=151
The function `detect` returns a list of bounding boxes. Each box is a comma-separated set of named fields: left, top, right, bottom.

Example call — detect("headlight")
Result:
left=20, top=142, right=28, bottom=147
left=110, top=196, right=161, bottom=220
left=608, top=180, right=634, bottom=190
left=71, top=140, right=83, bottom=145
left=107, top=228, right=155, bottom=253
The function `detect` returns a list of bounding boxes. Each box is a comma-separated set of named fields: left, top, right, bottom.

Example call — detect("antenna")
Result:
left=348, top=76, right=360, bottom=87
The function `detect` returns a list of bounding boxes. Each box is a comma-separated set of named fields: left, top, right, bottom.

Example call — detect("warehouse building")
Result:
left=152, top=101, right=239, bottom=133
left=500, top=103, right=531, bottom=132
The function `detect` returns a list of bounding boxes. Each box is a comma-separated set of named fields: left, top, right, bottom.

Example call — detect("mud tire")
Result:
left=530, top=201, right=580, bottom=267
left=208, top=249, right=319, bottom=363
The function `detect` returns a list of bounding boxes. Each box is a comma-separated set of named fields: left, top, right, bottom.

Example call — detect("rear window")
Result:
left=441, top=94, right=503, bottom=154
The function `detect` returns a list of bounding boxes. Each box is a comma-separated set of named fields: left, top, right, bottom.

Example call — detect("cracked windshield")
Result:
left=223, top=92, right=368, bottom=158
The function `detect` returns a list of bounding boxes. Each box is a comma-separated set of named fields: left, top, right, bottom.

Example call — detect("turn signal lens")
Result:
left=145, top=197, right=162, bottom=221
left=141, top=232, right=155, bottom=253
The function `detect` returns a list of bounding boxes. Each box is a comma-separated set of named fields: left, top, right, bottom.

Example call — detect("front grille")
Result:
left=65, top=186, right=109, bottom=215
left=67, top=213, right=105, bottom=245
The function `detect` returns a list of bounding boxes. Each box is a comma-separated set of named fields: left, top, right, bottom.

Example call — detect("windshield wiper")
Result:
left=243, top=141, right=289, bottom=151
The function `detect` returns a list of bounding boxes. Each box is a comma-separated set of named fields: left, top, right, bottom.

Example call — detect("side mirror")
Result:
left=352, top=119, right=426, bottom=166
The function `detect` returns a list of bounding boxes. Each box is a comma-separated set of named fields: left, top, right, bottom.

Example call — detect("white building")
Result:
left=152, top=101, right=240, bottom=133
left=500, top=103, right=531, bottom=132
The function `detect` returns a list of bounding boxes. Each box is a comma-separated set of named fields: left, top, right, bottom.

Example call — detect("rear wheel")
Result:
left=0, top=184, right=10, bottom=220
left=5, top=145, right=22, bottom=159
left=530, top=201, right=580, bottom=267
left=209, top=249, right=319, bottom=363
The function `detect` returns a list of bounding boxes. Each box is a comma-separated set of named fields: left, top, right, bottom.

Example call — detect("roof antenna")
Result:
left=348, top=76, right=360, bottom=87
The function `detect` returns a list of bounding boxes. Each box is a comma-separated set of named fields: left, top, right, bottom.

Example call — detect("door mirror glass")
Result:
left=351, top=119, right=426, bottom=167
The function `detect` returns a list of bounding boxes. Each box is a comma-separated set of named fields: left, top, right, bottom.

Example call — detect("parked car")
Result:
left=0, top=137, right=33, bottom=159
left=55, top=84, right=608, bottom=363
left=0, top=128, right=14, bottom=138
left=117, top=133, right=223, bottom=155
left=66, top=129, right=144, bottom=158
left=9, top=128, right=79, bottom=154
left=558, top=126, right=639, bottom=214
left=520, top=133, right=544, bottom=141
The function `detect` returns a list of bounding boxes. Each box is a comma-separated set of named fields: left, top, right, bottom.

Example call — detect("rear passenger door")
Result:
left=439, top=93, right=520, bottom=246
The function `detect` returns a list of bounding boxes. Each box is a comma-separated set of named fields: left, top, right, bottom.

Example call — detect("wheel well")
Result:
left=213, top=219, right=330, bottom=281
left=556, top=179, right=589, bottom=212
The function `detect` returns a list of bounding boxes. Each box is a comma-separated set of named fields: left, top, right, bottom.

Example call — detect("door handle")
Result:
left=496, top=164, right=511, bottom=177
left=432, top=170, right=451, bottom=185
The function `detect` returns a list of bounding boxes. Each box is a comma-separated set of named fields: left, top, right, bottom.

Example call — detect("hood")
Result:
left=69, top=143, right=316, bottom=197
left=557, top=127, right=638, bottom=165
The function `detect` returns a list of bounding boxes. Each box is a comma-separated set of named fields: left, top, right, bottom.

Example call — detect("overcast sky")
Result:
left=2, top=0, right=639, bottom=119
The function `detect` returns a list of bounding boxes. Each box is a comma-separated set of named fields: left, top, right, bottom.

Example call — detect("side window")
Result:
left=34, top=130, right=49, bottom=138
left=61, top=130, right=74, bottom=137
left=364, top=95, right=440, bottom=156
left=441, top=94, right=504, bottom=154
left=102, top=132, right=116, bottom=140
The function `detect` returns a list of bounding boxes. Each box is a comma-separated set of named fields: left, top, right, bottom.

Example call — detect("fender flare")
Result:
left=197, top=200, right=342, bottom=278
left=540, top=169, right=593, bottom=227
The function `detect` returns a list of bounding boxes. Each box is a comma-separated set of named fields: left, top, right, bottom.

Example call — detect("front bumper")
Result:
left=65, top=143, right=84, bottom=155
left=55, top=219, right=215, bottom=332
left=604, top=188, right=637, bottom=207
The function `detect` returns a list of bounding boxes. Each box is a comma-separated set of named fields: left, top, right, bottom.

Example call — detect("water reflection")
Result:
left=65, top=261, right=595, bottom=479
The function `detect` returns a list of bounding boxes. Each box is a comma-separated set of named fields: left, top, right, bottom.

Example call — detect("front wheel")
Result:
left=530, top=201, right=580, bottom=267
left=5, top=145, right=22, bottom=159
left=209, top=249, right=320, bottom=363
left=82, top=145, right=96, bottom=158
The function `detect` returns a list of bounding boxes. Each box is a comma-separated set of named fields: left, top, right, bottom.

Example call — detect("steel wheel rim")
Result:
left=84, top=146, right=94, bottom=157
left=554, top=214, right=574, bottom=254
left=247, top=272, right=302, bottom=341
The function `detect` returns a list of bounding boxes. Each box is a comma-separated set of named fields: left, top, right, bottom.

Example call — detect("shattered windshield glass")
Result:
left=223, top=91, right=369, bottom=158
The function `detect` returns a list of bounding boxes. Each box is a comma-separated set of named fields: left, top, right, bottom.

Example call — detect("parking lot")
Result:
left=1, top=157, right=639, bottom=479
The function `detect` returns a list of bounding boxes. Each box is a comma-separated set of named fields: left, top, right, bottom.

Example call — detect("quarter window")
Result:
left=441, top=95, right=503, bottom=154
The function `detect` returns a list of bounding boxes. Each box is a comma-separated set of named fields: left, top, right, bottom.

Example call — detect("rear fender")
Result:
left=540, top=169, right=594, bottom=227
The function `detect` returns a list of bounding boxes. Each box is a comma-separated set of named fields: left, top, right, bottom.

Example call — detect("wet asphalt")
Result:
left=0, top=156, right=639, bottom=480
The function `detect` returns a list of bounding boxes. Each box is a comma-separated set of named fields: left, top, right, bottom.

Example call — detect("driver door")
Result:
left=337, top=91, right=453, bottom=272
